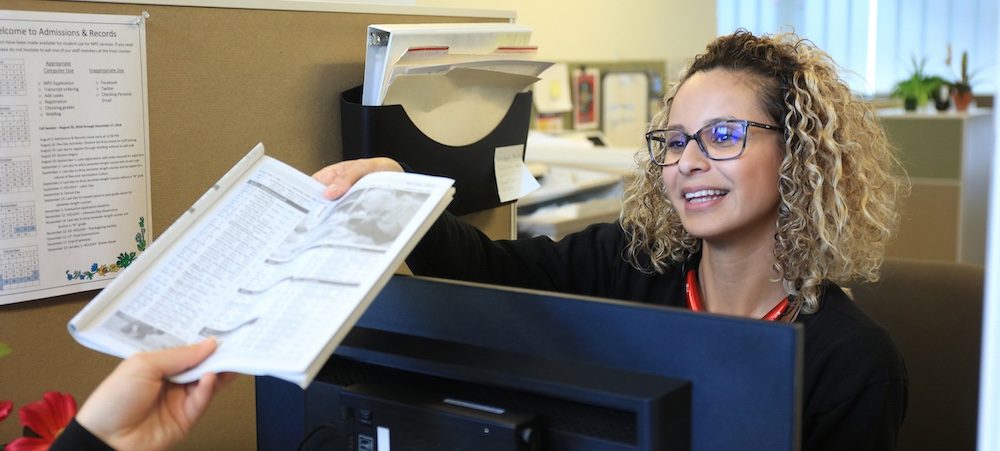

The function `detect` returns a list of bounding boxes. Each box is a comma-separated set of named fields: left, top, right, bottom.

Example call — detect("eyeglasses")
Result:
left=646, top=119, right=783, bottom=167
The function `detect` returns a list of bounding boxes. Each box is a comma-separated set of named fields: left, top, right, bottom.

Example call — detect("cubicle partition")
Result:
left=879, top=108, right=994, bottom=265
left=0, top=1, right=513, bottom=448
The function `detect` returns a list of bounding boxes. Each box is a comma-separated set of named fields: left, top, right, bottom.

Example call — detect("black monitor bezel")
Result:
left=257, top=274, right=802, bottom=450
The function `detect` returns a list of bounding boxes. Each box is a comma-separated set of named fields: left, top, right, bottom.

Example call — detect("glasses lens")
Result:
left=698, top=121, right=747, bottom=159
left=648, top=130, right=687, bottom=165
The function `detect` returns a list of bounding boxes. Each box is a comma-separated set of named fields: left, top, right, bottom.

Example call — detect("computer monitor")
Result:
left=256, top=274, right=802, bottom=450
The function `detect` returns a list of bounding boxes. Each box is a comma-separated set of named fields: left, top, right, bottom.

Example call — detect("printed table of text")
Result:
left=0, top=59, right=27, bottom=97
left=0, top=156, right=32, bottom=193
left=0, top=105, right=30, bottom=148
left=1, top=201, right=36, bottom=240
left=1, top=246, right=40, bottom=292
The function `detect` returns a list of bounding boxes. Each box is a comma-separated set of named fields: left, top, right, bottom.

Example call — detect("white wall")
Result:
left=414, top=0, right=718, bottom=81
left=977, top=5, right=1000, bottom=449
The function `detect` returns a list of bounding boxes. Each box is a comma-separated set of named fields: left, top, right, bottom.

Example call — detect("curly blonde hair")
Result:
left=620, top=29, right=908, bottom=313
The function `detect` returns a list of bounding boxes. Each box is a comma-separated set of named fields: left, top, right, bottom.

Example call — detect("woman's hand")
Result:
left=74, top=338, right=236, bottom=451
left=312, top=157, right=404, bottom=200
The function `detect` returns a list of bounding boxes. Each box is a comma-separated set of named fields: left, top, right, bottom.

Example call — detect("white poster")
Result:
left=0, top=10, right=150, bottom=305
left=601, top=71, right=649, bottom=149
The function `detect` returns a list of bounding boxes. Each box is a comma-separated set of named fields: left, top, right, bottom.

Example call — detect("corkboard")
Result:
left=0, top=1, right=510, bottom=448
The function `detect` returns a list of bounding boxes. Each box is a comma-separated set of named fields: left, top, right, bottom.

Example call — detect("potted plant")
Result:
left=891, top=56, right=945, bottom=112
left=948, top=48, right=975, bottom=111
left=932, top=83, right=952, bottom=112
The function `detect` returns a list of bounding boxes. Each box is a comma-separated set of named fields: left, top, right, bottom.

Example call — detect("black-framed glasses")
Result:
left=646, top=119, right=783, bottom=167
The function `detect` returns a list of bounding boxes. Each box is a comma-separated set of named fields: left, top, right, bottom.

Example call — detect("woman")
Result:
left=315, top=30, right=908, bottom=449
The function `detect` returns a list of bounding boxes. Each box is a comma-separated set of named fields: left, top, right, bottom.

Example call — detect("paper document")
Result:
left=386, top=45, right=545, bottom=86
left=383, top=67, right=542, bottom=147
left=532, top=63, right=573, bottom=114
left=363, top=23, right=534, bottom=106
left=68, top=143, right=454, bottom=388
left=0, top=10, right=152, bottom=305
left=495, top=144, right=540, bottom=202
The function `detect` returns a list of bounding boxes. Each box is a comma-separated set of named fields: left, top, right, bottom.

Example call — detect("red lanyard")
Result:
left=685, top=269, right=791, bottom=321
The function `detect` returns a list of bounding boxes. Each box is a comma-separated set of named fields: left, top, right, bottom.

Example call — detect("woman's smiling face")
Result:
left=661, top=68, right=785, bottom=246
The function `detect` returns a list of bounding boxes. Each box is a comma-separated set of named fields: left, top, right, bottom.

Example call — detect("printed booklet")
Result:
left=68, top=143, right=454, bottom=388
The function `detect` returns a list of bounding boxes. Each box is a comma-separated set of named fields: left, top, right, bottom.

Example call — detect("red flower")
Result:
left=6, top=392, right=77, bottom=451
left=0, top=400, right=12, bottom=422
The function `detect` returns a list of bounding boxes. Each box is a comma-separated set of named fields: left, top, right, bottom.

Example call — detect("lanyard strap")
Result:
left=685, top=269, right=791, bottom=321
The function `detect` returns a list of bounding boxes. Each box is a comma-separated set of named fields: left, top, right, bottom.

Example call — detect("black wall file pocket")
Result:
left=340, top=85, right=532, bottom=216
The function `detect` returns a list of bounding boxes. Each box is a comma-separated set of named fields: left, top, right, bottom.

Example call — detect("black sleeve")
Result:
left=802, top=379, right=908, bottom=451
left=49, top=418, right=114, bottom=451
left=799, top=292, right=909, bottom=451
left=405, top=212, right=633, bottom=298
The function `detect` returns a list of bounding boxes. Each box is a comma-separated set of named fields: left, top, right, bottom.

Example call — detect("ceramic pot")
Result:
left=953, top=91, right=974, bottom=112
left=933, top=85, right=951, bottom=112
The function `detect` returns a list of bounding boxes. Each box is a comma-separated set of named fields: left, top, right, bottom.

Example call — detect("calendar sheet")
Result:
left=0, top=10, right=150, bottom=304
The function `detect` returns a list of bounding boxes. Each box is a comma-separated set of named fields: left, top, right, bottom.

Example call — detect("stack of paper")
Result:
left=362, top=23, right=552, bottom=148
left=363, top=23, right=549, bottom=107
left=385, top=45, right=546, bottom=92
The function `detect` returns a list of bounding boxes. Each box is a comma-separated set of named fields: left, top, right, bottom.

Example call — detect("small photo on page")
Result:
left=269, top=187, right=429, bottom=260
left=99, top=311, right=186, bottom=351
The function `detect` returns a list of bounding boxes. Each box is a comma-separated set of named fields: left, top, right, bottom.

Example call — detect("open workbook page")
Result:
left=68, top=143, right=454, bottom=388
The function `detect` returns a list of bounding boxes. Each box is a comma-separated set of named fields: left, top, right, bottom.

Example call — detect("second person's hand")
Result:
left=74, top=338, right=236, bottom=451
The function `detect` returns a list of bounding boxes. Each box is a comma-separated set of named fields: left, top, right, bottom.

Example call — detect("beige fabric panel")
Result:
left=886, top=181, right=961, bottom=262
left=6, top=0, right=502, bottom=234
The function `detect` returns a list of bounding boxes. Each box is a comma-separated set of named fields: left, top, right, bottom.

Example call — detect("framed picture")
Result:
left=572, top=67, right=600, bottom=130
